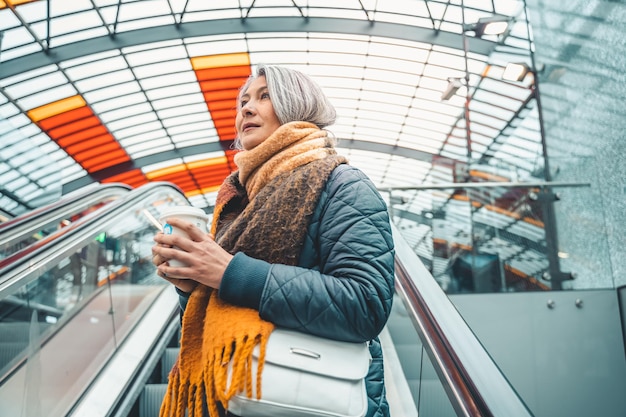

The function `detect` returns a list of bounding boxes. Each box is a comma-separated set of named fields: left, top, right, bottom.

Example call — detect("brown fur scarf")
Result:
left=160, top=122, right=348, bottom=417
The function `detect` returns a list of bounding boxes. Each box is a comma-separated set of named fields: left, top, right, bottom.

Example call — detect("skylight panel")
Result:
left=185, top=37, right=248, bottom=57
left=0, top=8, right=20, bottom=30
left=0, top=104, right=18, bottom=120
left=400, top=129, right=447, bottom=147
left=64, top=56, right=128, bottom=81
left=15, top=182, right=39, bottom=199
left=349, top=129, right=397, bottom=145
left=156, top=103, right=208, bottom=119
left=142, top=158, right=184, bottom=173
left=131, top=142, right=174, bottom=158
left=1, top=25, right=34, bottom=49
left=319, top=77, right=363, bottom=91
left=114, top=120, right=163, bottom=139
left=50, top=10, right=102, bottom=36
left=151, top=93, right=205, bottom=110
left=62, top=168, right=88, bottom=185
left=18, top=84, right=77, bottom=110
left=168, top=121, right=215, bottom=136
left=92, top=92, right=147, bottom=113
left=170, top=137, right=213, bottom=148
left=117, top=1, right=174, bottom=23
left=161, top=113, right=210, bottom=129
left=99, top=103, right=154, bottom=124
left=115, top=15, right=175, bottom=33
left=135, top=62, right=187, bottom=80
left=146, top=83, right=201, bottom=101
left=0, top=170, right=19, bottom=185
left=126, top=140, right=174, bottom=157
left=106, top=113, right=158, bottom=132
left=5, top=72, right=67, bottom=99
left=83, top=81, right=142, bottom=103
left=361, top=79, right=417, bottom=98
left=1, top=41, right=42, bottom=61
left=138, top=71, right=197, bottom=91
left=308, top=37, right=370, bottom=55
left=126, top=44, right=188, bottom=66
left=171, top=131, right=214, bottom=145
left=363, top=67, right=421, bottom=85
left=353, top=117, right=403, bottom=134
left=472, top=89, right=521, bottom=111
left=73, top=69, right=136, bottom=92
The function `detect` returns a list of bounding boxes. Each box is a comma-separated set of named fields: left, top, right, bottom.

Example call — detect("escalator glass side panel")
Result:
left=0, top=183, right=190, bottom=417
left=387, top=173, right=610, bottom=292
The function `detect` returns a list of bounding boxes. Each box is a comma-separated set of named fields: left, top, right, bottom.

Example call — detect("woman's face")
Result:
left=235, top=75, right=282, bottom=150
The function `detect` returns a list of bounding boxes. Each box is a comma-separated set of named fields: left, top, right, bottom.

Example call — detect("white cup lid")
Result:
left=158, top=205, right=208, bottom=223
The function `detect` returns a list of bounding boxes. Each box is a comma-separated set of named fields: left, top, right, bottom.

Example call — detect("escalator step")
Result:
left=161, top=347, right=179, bottom=382
left=140, top=384, right=167, bottom=417
left=0, top=341, right=27, bottom=371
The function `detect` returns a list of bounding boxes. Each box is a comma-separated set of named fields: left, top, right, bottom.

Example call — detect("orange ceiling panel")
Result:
left=28, top=95, right=130, bottom=174
left=37, top=106, right=94, bottom=130
left=86, top=152, right=131, bottom=172
left=48, top=115, right=101, bottom=138
left=0, top=0, right=38, bottom=8
left=145, top=152, right=238, bottom=196
left=64, top=133, right=112, bottom=154
left=102, top=169, right=148, bottom=189
left=191, top=53, right=251, bottom=142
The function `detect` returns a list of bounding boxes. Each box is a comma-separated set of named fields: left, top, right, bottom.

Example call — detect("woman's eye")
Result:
left=240, top=99, right=248, bottom=107
left=261, top=92, right=270, bottom=99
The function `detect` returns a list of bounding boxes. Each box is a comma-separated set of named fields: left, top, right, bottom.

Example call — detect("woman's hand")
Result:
left=152, top=234, right=198, bottom=293
left=152, top=217, right=234, bottom=291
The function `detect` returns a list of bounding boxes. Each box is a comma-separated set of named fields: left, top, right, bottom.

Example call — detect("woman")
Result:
left=152, top=65, right=395, bottom=417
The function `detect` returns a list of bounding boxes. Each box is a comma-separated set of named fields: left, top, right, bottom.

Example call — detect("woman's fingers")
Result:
left=157, top=268, right=197, bottom=293
left=162, top=217, right=209, bottom=242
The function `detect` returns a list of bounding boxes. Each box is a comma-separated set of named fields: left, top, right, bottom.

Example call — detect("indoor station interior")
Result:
left=0, top=1, right=625, bottom=416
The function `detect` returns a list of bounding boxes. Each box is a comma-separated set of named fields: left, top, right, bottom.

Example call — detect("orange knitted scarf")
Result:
left=160, top=122, right=347, bottom=417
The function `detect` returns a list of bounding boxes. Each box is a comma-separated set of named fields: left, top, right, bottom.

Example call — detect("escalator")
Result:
left=0, top=182, right=131, bottom=262
left=0, top=181, right=532, bottom=417
left=0, top=182, right=189, bottom=416
left=126, top=221, right=532, bottom=417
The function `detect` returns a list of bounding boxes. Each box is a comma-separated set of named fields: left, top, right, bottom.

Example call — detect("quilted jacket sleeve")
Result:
left=219, top=165, right=395, bottom=343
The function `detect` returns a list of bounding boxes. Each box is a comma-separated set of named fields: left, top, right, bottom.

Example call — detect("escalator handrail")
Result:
left=0, top=182, right=132, bottom=248
left=0, top=182, right=187, bottom=297
left=392, top=222, right=534, bottom=417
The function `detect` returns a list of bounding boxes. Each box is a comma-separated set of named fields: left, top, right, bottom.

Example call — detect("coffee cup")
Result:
left=158, top=205, right=209, bottom=268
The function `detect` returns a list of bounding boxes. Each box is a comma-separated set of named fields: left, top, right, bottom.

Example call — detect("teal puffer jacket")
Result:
left=188, top=164, right=396, bottom=417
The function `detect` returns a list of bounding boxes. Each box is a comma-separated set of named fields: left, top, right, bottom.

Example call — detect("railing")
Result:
left=0, top=182, right=188, bottom=417
left=0, top=182, right=131, bottom=261
left=391, top=222, right=533, bottom=416
left=380, top=174, right=616, bottom=292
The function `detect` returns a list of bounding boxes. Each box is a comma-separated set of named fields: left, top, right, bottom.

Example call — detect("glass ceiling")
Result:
left=1, top=0, right=553, bottom=289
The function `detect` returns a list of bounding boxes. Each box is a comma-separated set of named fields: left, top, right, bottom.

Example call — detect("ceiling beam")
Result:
left=2, top=16, right=497, bottom=80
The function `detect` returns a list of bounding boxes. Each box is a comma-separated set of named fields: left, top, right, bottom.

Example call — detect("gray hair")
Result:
left=236, top=64, right=336, bottom=134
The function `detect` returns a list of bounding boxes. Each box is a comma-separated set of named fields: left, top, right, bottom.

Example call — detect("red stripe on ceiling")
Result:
left=103, top=169, right=148, bottom=189
left=152, top=171, right=197, bottom=193
left=86, top=153, right=130, bottom=172
left=147, top=150, right=239, bottom=195
left=193, top=64, right=251, bottom=142
left=32, top=102, right=130, bottom=174
left=38, top=106, right=94, bottom=130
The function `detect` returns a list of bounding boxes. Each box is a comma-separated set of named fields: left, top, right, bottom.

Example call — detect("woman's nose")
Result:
left=241, top=101, right=255, bottom=115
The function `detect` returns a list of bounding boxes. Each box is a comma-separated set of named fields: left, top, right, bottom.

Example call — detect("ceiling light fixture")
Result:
left=464, top=16, right=511, bottom=38
left=441, top=77, right=464, bottom=101
left=502, top=62, right=532, bottom=82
